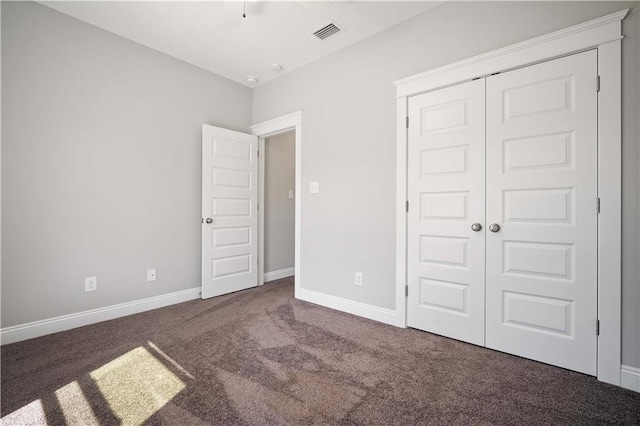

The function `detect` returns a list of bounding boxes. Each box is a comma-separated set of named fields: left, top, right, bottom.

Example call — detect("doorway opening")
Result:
left=260, top=130, right=296, bottom=284
left=250, top=111, right=303, bottom=293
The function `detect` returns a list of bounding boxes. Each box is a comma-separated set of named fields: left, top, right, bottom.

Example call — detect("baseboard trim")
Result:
left=297, top=288, right=404, bottom=328
left=1, top=287, right=201, bottom=346
left=264, top=267, right=295, bottom=282
left=621, top=365, right=640, bottom=392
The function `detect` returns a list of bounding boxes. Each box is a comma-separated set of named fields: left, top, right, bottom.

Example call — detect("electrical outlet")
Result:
left=147, top=268, right=157, bottom=282
left=355, top=272, right=363, bottom=286
left=85, top=276, right=97, bottom=292
left=310, top=182, right=319, bottom=194
left=288, top=189, right=294, bottom=199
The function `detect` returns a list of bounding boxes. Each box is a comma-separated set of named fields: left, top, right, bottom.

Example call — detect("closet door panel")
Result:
left=485, top=50, right=598, bottom=375
left=407, top=79, right=486, bottom=346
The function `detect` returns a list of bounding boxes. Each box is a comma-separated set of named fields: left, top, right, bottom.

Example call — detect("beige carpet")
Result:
left=2, top=277, right=640, bottom=425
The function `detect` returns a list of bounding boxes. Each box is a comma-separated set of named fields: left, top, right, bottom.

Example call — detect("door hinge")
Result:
left=596, top=75, right=601, bottom=92
left=406, top=116, right=409, bottom=128
left=596, top=319, right=600, bottom=335
left=257, top=203, right=259, bottom=211
left=596, top=197, right=601, bottom=214
left=405, top=285, right=408, bottom=297
left=257, top=150, right=259, bottom=157
left=406, top=201, right=409, bottom=212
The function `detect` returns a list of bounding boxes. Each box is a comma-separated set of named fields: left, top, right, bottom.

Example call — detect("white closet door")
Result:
left=485, top=50, right=598, bottom=374
left=202, top=125, right=258, bottom=299
left=407, top=79, right=486, bottom=346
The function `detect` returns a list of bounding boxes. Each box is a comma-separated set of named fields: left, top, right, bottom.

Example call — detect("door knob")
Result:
left=488, top=223, right=501, bottom=233
left=205, top=218, right=213, bottom=224
left=471, top=223, right=482, bottom=232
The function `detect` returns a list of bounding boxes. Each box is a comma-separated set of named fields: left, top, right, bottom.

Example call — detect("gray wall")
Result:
left=264, top=131, right=295, bottom=274
left=252, top=1, right=640, bottom=368
left=2, top=0, right=639, bottom=369
left=1, top=2, right=252, bottom=326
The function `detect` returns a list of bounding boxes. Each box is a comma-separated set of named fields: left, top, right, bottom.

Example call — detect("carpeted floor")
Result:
left=2, top=277, right=639, bottom=425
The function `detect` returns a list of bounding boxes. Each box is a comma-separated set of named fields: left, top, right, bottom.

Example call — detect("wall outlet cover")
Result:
left=85, top=276, right=97, bottom=292
left=309, top=182, right=319, bottom=194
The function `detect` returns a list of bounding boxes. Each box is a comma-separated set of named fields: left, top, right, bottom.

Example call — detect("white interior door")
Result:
left=202, top=124, right=258, bottom=299
left=485, top=50, right=598, bottom=374
left=407, top=79, right=486, bottom=346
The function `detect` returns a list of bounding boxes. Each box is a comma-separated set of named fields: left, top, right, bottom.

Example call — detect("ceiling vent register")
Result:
left=312, top=22, right=342, bottom=40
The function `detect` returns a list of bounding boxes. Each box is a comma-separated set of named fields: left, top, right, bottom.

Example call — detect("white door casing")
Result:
left=407, top=79, right=486, bottom=346
left=250, top=111, right=303, bottom=292
left=485, top=50, right=598, bottom=375
left=202, top=125, right=258, bottom=299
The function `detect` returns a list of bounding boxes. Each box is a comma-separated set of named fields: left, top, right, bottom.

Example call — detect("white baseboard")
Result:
left=621, top=365, right=640, bottom=392
left=264, top=267, right=295, bottom=282
left=1, top=287, right=201, bottom=346
left=297, top=288, right=404, bottom=328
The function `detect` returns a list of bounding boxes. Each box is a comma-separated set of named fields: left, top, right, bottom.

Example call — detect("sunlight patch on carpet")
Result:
left=55, top=380, right=100, bottom=425
left=89, top=346, right=185, bottom=425
left=2, top=345, right=189, bottom=425
left=1, top=399, right=47, bottom=425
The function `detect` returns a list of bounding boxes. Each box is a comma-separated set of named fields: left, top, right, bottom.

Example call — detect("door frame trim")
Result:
left=251, top=111, right=303, bottom=296
left=394, top=9, right=627, bottom=386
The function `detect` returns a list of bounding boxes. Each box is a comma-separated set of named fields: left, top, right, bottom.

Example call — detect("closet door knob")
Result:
left=205, top=218, right=214, bottom=224
left=471, top=223, right=482, bottom=232
left=489, top=223, right=501, bottom=233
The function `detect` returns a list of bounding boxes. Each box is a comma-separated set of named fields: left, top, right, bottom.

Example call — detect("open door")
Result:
left=202, top=124, right=258, bottom=299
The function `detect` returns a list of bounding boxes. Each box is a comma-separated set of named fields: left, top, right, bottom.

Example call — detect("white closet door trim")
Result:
left=395, top=97, right=408, bottom=327
left=596, top=39, right=622, bottom=385
left=395, top=10, right=626, bottom=386
left=394, top=9, right=628, bottom=97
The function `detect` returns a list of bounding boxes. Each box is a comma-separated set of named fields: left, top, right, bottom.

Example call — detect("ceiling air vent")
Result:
left=312, top=22, right=342, bottom=41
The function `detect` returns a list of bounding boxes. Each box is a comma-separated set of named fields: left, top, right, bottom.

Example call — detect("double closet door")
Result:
left=407, top=50, right=598, bottom=375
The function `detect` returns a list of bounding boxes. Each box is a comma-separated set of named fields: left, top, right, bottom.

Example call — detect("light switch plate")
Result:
left=288, top=189, right=294, bottom=199
left=310, top=182, right=319, bottom=194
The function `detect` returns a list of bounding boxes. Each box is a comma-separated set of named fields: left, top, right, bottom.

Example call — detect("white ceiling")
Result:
left=39, top=1, right=444, bottom=87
